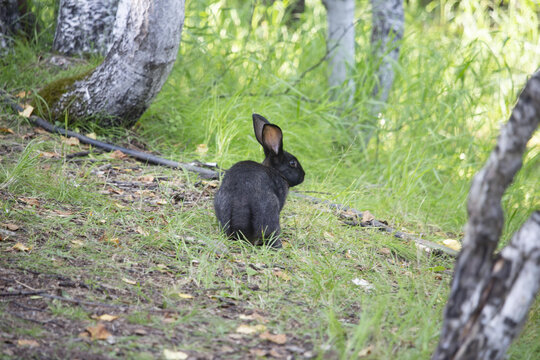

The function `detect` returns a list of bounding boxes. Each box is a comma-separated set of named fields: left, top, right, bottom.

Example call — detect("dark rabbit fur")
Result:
left=214, top=114, right=305, bottom=248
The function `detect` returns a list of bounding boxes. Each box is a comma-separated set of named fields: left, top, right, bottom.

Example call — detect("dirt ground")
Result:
left=0, top=120, right=316, bottom=359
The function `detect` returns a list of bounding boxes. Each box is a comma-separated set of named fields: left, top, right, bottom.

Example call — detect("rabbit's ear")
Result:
left=253, top=113, right=271, bottom=146
left=262, top=124, right=283, bottom=156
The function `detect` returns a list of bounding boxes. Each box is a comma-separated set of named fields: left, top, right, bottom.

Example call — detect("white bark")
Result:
left=50, top=0, right=185, bottom=128
left=433, top=70, right=540, bottom=360
left=322, top=0, right=356, bottom=103
left=53, top=0, right=120, bottom=56
left=0, top=0, right=20, bottom=52
left=370, top=0, right=403, bottom=107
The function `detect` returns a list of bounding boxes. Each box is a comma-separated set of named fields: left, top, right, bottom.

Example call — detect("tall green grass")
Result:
left=139, top=0, right=539, bottom=237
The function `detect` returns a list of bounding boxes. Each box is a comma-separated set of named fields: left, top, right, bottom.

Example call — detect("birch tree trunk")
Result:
left=322, top=0, right=356, bottom=104
left=53, top=0, right=120, bottom=56
left=370, top=0, right=403, bottom=109
left=49, top=0, right=185, bottom=128
left=432, top=70, right=540, bottom=360
left=364, top=0, right=404, bottom=144
left=0, top=0, right=21, bottom=52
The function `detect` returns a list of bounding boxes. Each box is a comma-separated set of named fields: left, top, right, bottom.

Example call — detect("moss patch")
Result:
left=33, top=68, right=94, bottom=119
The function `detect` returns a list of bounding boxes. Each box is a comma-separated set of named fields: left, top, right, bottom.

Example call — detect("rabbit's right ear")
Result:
left=253, top=113, right=271, bottom=146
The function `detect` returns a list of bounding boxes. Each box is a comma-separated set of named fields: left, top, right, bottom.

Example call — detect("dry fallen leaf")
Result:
left=84, top=323, right=112, bottom=340
left=201, top=179, right=219, bottom=188
left=236, top=324, right=267, bottom=335
left=259, top=331, right=287, bottom=344
left=0, top=127, right=15, bottom=134
left=86, top=132, right=97, bottom=140
left=177, top=293, right=194, bottom=299
left=273, top=269, right=291, bottom=282
left=18, top=104, right=34, bottom=118
left=15, top=91, right=30, bottom=98
left=239, top=312, right=268, bottom=323
left=54, top=209, right=73, bottom=216
left=358, top=345, right=374, bottom=357
left=250, top=349, right=268, bottom=357
left=62, top=136, right=80, bottom=146
left=39, top=151, right=60, bottom=159
left=324, top=231, right=335, bottom=240
left=443, top=239, right=462, bottom=251
left=379, top=247, right=391, bottom=255
left=362, top=210, right=375, bottom=222
left=99, top=234, right=120, bottom=247
left=134, top=328, right=147, bottom=336
left=163, top=349, right=188, bottom=360
left=156, top=199, right=168, bottom=205
left=91, top=314, right=119, bottom=322
left=3, top=223, right=20, bottom=231
left=17, top=339, right=39, bottom=347
left=122, top=278, right=137, bottom=285
left=70, top=239, right=84, bottom=247
left=139, top=175, right=155, bottom=183
left=19, top=197, right=39, bottom=206
left=341, top=209, right=358, bottom=219
left=110, top=150, right=128, bottom=159
left=135, top=226, right=148, bottom=236
left=34, top=127, right=48, bottom=135
left=195, top=143, right=208, bottom=155
left=13, top=243, right=31, bottom=252
left=351, top=278, right=374, bottom=291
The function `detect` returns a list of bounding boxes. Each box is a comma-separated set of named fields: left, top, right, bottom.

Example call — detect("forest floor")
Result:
left=0, top=113, right=537, bottom=360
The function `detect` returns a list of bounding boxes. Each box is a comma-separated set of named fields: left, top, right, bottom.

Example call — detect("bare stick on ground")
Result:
left=432, top=70, right=540, bottom=360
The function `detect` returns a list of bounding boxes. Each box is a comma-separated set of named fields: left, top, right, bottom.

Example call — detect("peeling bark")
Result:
left=53, top=0, right=120, bottom=56
left=364, top=0, right=404, bottom=144
left=322, top=0, right=356, bottom=103
left=50, top=0, right=185, bottom=128
left=432, top=70, right=540, bottom=360
left=0, top=0, right=21, bottom=52
left=370, top=0, right=403, bottom=108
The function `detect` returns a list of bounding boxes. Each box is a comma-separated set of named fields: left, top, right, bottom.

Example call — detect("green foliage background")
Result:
left=139, top=0, right=539, bottom=239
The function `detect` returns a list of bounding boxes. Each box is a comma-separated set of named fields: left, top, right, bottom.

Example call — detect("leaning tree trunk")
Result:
left=322, top=0, right=356, bottom=105
left=363, top=0, right=404, bottom=145
left=49, top=0, right=185, bottom=128
left=432, top=71, right=540, bottom=360
left=0, top=0, right=21, bottom=52
left=53, top=0, right=120, bottom=56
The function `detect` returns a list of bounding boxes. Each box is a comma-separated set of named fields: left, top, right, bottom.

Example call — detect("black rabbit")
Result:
left=214, top=114, right=305, bottom=248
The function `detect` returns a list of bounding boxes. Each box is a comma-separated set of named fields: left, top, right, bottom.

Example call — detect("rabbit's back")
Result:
left=214, top=161, right=288, bottom=242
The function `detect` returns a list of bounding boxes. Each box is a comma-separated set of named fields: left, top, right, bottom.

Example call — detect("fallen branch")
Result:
left=0, top=90, right=220, bottom=179
left=293, top=192, right=458, bottom=257
left=0, top=290, right=49, bottom=297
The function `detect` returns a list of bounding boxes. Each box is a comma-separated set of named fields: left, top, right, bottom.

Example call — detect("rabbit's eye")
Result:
left=289, top=160, right=297, bottom=168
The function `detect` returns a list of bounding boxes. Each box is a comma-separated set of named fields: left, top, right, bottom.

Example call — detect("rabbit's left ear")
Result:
left=253, top=113, right=271, bottom=146
left=262, top=124, right=283, bottom=156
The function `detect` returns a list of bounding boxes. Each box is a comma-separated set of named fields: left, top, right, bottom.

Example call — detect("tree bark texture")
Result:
left=0, top=0, right=21, bottom=51
left=53, top=0, right=120, bottom=56
left=50, top=0, right=185, bottom=128
left=432, top=70, right=540, bottom=360
left=370, top=0, right=403, bottom=108
left=322, top=0, right=356, bottom=103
